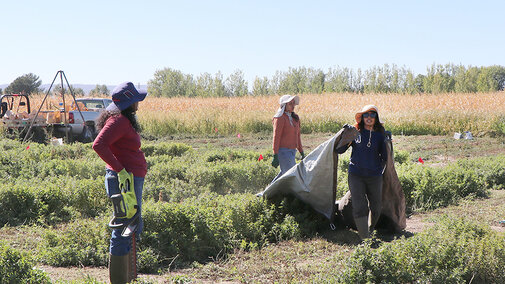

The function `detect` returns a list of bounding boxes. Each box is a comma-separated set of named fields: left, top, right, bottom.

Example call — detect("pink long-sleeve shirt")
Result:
left=272, top=113, right=303, bottom=154
left=93, top=115, right=147, bottom=177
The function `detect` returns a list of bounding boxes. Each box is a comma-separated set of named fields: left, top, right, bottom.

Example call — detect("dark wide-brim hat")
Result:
left=111, top=82, right=147, bottom=111
left=355, top=104, right=384, bottom=124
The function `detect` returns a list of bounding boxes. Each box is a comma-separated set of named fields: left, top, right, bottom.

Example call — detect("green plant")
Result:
left=338, top=217, right=505, bottom=283
left=37, top=217, right=110, bottom=267
left=0, top=242, right=51, bottom=283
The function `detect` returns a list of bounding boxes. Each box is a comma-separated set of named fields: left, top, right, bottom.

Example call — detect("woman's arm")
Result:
left=335, top=143, right=351, bottom=154
left=272, top=117, right=285, bottom=154
left=297, top=120, right=303, bottom=154
left=92, top=117, right=126, bottom=172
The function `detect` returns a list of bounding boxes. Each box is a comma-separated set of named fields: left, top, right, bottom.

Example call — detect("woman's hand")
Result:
left=118, top=168, right=133, bottom=192
left=271, top=154, right=279, bottom=168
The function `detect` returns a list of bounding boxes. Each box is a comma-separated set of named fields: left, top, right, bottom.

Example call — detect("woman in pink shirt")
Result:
left=271, top=95, right=304, bottom=183
left=93, top=82, right=147, bottom=283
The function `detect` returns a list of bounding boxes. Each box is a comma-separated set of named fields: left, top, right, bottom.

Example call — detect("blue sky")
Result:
left=2, top=0, right=504, bottom=87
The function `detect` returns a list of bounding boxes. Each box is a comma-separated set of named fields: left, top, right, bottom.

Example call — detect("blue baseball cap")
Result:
left=111, top=82, right=147, bottom=111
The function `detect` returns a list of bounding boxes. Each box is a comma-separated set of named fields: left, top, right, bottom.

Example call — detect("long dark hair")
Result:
left=96, top=105, right=140, bottom=132
left=355, top=112, right=385, bottom=133
left=291, top=112, right=299, bottom=122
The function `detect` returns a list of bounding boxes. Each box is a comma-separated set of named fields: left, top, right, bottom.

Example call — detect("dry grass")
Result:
left=137, top=92, right=505, bottom=136
left=27, top=92, right=505, bottom=136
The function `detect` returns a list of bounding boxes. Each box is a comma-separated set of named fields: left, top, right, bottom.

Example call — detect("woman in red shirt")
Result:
left=93, top=82, right=147, bottom=283
left=271, top=95, right=304, bottom=183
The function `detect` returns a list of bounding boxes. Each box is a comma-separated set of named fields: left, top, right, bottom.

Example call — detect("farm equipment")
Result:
left=0, top=70, right=98, bottom=143
left=0, top=94, right=49, bottom=142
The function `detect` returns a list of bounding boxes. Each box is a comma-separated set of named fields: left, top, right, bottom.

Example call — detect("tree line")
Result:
left=148, top=64, right=505, bottom=97
left=3, top=64, right=505, bottom=97
left=0, top=73, right=109, bottom=97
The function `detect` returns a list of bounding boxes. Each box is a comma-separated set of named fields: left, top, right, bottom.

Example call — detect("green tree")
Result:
left=195, top=72, right=214, bottom=97
left=89, top=84, right=110, bottom=96
left=477, top=65, right=505, bottom=92
left=53, top=84, right=85, bottom=96
left=403, top=69, right=418, bottom=94
left=70, top=86, right=85, bottom=96
left=308, top=68, right=325, bottom=94
left=324, top=67, right=352, bottom=93
left=424, top=63, right=456, bottom=93
left=252, top=76, right=269, bottom=96
left=414, top=74, right=425, bottom=93
left=148, top=68, right=195, bottom=97
left=5, top=73, right=42, bottom=95
left=225, top=69, right=248, bottom=97
left=268, top=71, right=283, bottom=95
left=275, top=67, right=325, bottom=94
left=210, top=72, right=226, bottom=97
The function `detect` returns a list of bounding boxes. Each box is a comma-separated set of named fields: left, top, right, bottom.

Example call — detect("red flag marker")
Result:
left=26, top=145, right=30, bottom=150
left=258, top=154, right=263, bottom=161
left=418, top=157, right=424, bottom=164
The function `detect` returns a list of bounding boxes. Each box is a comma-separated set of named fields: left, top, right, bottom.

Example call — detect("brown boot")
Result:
left=109, top=254, right=129, bottom=284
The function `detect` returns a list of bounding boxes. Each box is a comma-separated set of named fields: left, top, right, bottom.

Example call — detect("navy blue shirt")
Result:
left=347, top=129, right=387, bottom=176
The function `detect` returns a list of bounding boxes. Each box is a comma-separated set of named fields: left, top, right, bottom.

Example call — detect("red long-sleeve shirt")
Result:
left=92, top=115, right=147, bottom=177
left=272, top=113, right=303, bottom=154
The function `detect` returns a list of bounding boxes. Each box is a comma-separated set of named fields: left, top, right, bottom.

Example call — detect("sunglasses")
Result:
left=362, top=112, right=377, bottom=118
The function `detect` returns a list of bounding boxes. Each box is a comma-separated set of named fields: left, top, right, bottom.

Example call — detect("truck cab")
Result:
left=67, top=98, right=113, bottom=141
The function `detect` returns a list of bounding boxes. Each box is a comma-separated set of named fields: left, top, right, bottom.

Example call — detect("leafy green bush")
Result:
left=144, top=146, right=276, bottom=202
left=137, top=246, right=162, bottom=274
left=393, top=149, right=410, bottom=164
left=491, top=115, right=505, bottom=136
left=455, top=155, right=505, bottom=190
left=0, top=242, right=51, bottom=283
left=141, top=193, right=314, bottom=265
left=0, top=177, right=107, bottom=226
left=338, top=217, right=505, bottom=283
left=398, top=161, right=488, bottom=212
left=37, top=217, right=110, bottom=267
left=142, top=142, right=192, bottom=157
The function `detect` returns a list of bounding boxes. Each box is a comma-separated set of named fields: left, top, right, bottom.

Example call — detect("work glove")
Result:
left=118, top=168, right=134, bottom=193
left=300, top=151, right=305, bottom=160
left=337, top=124, right=359, bottom=149
left=271, top=154, right=279, bottom=168
left=342, top=123, right=355, bottom=130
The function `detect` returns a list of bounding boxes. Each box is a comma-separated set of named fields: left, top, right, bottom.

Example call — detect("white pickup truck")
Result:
left=66, top=98, right=113, bottom=141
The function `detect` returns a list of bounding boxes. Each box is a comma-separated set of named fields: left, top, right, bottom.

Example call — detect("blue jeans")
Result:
left=271, top=148, right=297, bottom=183
left=105, top=169, right=144, bottom=256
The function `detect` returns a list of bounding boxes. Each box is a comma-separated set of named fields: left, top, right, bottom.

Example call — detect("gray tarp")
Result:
left=258, top=127, right=358, bottom=222
left=259, top=126, right=407, bottom=232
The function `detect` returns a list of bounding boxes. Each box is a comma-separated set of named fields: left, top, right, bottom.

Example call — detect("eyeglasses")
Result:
left=362, top=112, right=377, bottom=118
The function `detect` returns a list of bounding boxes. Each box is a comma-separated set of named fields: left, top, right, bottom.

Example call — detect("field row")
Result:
left=136, top=92, right=505, bottom=136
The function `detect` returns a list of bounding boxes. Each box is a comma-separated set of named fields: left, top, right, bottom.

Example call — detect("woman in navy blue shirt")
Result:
left=337, top=105, right=387, bottom=240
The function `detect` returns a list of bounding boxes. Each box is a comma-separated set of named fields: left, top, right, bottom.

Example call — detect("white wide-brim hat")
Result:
left=279, top=94, right=299, bottom=105
left=273, top=95, right=300, bottom=118
left=355, top=104, right=384, bottom=124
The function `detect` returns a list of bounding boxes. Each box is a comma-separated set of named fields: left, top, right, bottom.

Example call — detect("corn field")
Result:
left=134, top=92, right=505, bottom=136
left=27, top=92, right=505, bottom=137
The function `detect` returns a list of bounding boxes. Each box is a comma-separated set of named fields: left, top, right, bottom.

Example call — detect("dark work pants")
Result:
left=348, top=172, right=382, bottom=219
